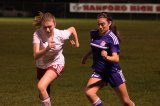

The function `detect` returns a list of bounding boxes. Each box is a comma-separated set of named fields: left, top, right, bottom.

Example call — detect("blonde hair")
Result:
left=33, top=11, right=56, bottom=27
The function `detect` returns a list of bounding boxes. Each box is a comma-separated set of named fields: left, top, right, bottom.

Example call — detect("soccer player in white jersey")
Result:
left=32, top=12, right=79, bottom=106
left=81, top=12, right=135, bottom=106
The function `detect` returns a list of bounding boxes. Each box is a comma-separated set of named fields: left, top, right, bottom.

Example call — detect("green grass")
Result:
left=0, top=17, right=160, bottom=106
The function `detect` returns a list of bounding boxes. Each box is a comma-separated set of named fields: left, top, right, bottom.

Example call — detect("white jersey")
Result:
left=33, top=28, right=71, bottom=69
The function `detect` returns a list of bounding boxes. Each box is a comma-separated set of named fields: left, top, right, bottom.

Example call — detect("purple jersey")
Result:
left=90, top=30, right=121, bottom=74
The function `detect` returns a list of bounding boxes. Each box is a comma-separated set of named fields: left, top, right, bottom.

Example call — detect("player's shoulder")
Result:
left=106, top=30, right=119, bottom=45
left=34, top=28, right=42, bottom=37
left=53, top=28, right=63, bottom=37
left=54, top=28, right=60, bottom=33
left=54, top=28, right=69, bottom=34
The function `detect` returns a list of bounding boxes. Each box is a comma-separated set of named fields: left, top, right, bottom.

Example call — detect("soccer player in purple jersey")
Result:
left=81, top=12, right=135, bottom=106
left=32, top=12, right=79, bottom=106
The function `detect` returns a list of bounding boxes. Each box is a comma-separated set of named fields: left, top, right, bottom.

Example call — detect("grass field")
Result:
left=0, top=17, right=160, bottom=106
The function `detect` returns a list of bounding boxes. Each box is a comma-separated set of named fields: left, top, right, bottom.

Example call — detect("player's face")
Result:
left=42, top=20, right=55, bottom=34
left=97, top=17, right=111, bottom=35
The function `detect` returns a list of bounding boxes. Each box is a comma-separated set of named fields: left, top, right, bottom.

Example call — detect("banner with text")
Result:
left=70, top=3, right=160, bottom=14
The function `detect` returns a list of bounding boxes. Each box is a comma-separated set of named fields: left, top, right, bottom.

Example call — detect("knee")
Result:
left=84, top=87, right=95, bottom=97
left=37, top=83, right=46, bottom=93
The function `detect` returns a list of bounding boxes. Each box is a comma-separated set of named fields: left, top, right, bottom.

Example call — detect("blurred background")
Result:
left=0, top=0, right=160, bottom=20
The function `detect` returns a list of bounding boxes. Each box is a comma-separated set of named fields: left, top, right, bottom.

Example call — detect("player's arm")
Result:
left=33, top=36, right=55, bottom=60
left=67, top=27, right=79, bottom=48
left=101, top=50, right=119, bottom=63
left=33, top=43, right=49, bottom=60
left=81, top=49, right=92, bottom=64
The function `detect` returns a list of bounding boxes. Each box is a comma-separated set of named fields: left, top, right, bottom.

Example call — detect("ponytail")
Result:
left=33, top=11, right=56, bottom=28
left=33, top=11, right=44, bottom=27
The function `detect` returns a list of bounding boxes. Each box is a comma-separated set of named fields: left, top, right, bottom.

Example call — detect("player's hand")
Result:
left=46, top=37, right=55, bottom=51
left=101, top=50, right=108, bottom=58
left=70, top=40, right=79, bottom=48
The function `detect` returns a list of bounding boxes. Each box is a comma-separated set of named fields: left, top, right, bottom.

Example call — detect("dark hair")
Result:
left=97, top=12, right=121, bottom=42
left=97, top=12, right=112, bottom=21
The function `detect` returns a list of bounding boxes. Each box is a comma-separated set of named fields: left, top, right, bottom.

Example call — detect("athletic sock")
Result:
left=42, top=97, right=51, bottom=106
left=93, top=98, right=103, bottom=106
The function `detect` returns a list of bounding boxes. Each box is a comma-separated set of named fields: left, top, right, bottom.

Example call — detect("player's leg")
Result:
left=108, top=70, right=135, bottom=106
left=37, top=68, right=51, bottom=98
left=85, top=77, right=105, bottom=106
left=37, top=69, right=58, bottom=106
left=113, top=83, right=135, bottom=106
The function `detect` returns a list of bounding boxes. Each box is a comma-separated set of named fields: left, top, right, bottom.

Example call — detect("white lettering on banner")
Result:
left=70, top=3, right=160, bottom=14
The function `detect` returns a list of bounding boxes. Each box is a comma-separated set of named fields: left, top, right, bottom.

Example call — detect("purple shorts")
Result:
left=91, top=70, right=126, bottom=88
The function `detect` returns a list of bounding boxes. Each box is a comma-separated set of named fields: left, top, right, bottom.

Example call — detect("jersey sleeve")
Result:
left=110, top=44, right=120, bottom=54
left=107, top=32, right=120, bottom=53
left=60, top=30, right=71, bottom=40
left=33, top=32, right=40, bottom=43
